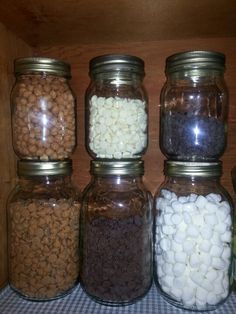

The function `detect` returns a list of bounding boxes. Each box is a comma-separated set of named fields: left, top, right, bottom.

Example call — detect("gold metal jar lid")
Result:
left=165, top=161, right=222, bottom=177
left=14, top=57, right=71, bottom=78
left=166, top=50, right=225, bottom=74
left=89, top=54, right=145, bottom=77
left=91, top=160, right=144, bottom=176
left=17, top=160, right=72, bottom=176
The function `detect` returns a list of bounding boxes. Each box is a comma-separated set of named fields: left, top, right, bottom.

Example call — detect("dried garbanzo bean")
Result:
left=11, top=74, right=76, bottom=160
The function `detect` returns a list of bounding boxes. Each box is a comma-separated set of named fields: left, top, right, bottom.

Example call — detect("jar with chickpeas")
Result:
left=7, top=160, right=80, bottom=300
left=11, top=57, right=76, bottom=161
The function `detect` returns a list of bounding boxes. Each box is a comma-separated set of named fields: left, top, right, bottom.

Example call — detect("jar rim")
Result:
left=164, top=160, right=222, bottom=177
left=17, top=160, right=72, bottom=176
left=89, top=54, right=145, bottom=77
left=90, top=160, right=144, bottom=176
left=14, top=57, right=71, bottom=78
left=165, top=50, right=225, bottom=74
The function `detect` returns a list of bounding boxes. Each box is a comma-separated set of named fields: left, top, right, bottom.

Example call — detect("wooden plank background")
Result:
left=0, top=22, right=32, bottom=288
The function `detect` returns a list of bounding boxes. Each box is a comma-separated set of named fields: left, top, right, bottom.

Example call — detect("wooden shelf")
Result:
left=0, top=0, right=235, bottom=47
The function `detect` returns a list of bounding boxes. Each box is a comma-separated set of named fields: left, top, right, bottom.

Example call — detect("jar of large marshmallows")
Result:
left=85, top=54, right=148, bottom=159
left=160, top=50, right=228, bottom=161
left=154, top=161, right=233, bottom=311
left=7, top=160, right=80, bottom=300
left=80, top=161, right=153, bottom=305
left=11, top=57, right=76, bottom=161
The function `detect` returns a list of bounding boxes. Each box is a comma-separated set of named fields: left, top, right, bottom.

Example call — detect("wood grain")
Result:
left=0, top=22, right=32, bottom=289
left=37, top=37, right=236, bottom=209
left=0, top=1, right=235, bottom=47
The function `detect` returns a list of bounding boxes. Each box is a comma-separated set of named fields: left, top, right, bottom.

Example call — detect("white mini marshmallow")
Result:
left=206, top=193, right=222, bottom=203
left=162, top=263, right=173, bottom=275
left=211, top=257, right=227, bottom=270
left=160, top=238, right=171, bottom=251
left=182, top=286, right=196, bottom=303
left=163, top=251, right=175, bottom=264
left=189, top=193, right=198, bottom=202
left=196, top=286, right=207, bottom=302
left=214, top=222, right=227, bottom=234
left=200, top=226, right=213, bottom=240
left=162, top=275, right=174, bottom=288
left=171, top=213, right=182, bottom=225
left=204, top=213, right=218, bottom=226
left=178, top=196, right=189, bottom=204
left=161, top=189, right=172, bottom=200
left=175, top=251, right=187, bottom=264
left=205, top=269, right=218, bottom=282
left=205, top=201, right=219, bottom=213
left=170, top=287, right=182, bottom=300
left=186, top=225, right=199, bottom=238
left=162, top=225, right=176, bottom=235
left=199, top=240, right=212, bottom=253
left=220, top=230, right=232, bottom=243
left=182, top=202, right=197, bottom=212
left=210, top=244, right=223, bottom=258
left=207, top=292, right=219, bottom=305
left=174, top=230, right=186, bottom=244
left=163, top=213, right=174, bottom=225
left=173, top=263, right=186, bottom=277
left=171, top=240, right=183, bottom=252
left=171, top=200, right=183, bottom=212
left=221, top=246, right=231, bottom=261
left=201, top=278, right=212, bottom=292
left=190, top=253, right=201, bottom=268
left=183, top=240, right=195, bottom=254
left=199, top=252, right=212, bottom=268
left=195, top=195, right=208, bottom=209
left=182, top=211, right=192, bottom=224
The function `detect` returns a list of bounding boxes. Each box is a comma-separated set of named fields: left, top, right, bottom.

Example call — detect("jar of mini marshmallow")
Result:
left=85, top=54, right=148, bottom=159
left=80, top=160, right=153, bottom=305
left=11, top=57, right=76, bottom=161
left=154, top=161, right=233, bottom=311
left=7, top=160, right=80, bottom=300
left=160, top=51, right=228, bottom=161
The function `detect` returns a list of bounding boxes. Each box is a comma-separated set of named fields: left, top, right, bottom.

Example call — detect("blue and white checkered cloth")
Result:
left=0, top=284, right=235, bottom=314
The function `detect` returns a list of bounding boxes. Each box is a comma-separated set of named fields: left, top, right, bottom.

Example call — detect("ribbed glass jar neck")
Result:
left=18, top=174, right=70, bottom=187
left=166, top=69, right=224, bottom=84
left=91, top=71, right=143, bottom=83
left=92, top=175, right=142, bottom=188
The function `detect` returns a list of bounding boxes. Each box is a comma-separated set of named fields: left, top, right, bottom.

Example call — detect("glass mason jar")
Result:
left=7, top=160, right=80, bottom=301
left=11, top=57, right=76, bottom=161
left=85, top=54, right=148, bottom=159
left=160, top=51, right=228, bottom=161
left=80, top=161, right=153, bottom=305
left=154, top=161, right=234, bottom=311
left=231, top=167, right=236, bottom=288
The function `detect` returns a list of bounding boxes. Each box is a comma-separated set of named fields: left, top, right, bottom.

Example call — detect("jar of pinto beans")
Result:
left=11, top=57, right=76, bottom=161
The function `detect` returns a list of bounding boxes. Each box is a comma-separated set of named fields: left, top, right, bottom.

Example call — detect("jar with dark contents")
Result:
left=11, top=57, right=76, bottom=161
left=160, top=50, right=228, bottom=161
left=7, top=160, right=80, bottom=301
left=80, top=160, right=153, bottom=305
left=154, top=161, right=233, bottom=311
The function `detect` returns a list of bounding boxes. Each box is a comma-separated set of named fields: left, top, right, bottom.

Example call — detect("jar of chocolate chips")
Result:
left=160, top=50, right=228, bottom=161
left=80, top=160, right=153, bottom=305
left=7, top=160, right=80, bottom=300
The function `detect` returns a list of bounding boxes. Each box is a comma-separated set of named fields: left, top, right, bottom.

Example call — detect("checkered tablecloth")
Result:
left=0, top=284, right=235, bottom=314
